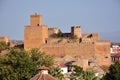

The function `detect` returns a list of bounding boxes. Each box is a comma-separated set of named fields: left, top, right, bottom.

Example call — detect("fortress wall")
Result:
left=94, top=41, right=111, bottom=66
left=94, top=41, right=110, bottom=56
left=40, top=41, right=111, bottom=66
left=48, top=28, right=59, bottom=35
left=40, top=42, right=95, bottom=58
left=48, top=28, right=54, bottom=37
left=24, top=14, right=111, bottom=67
left=71, top=26, right=81, bottom=38
left=82, top=33, right=100, bottom=42
left=73, top=59, right=89, bottom=70
left=24, top=26, right=43, bottom=50
left=42, top=25, right=48, bottom=42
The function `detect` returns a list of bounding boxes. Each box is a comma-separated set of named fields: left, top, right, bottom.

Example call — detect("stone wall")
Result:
left=82, top=33, right=99, bottom=42
left=94, top=41, right=111, bottom=66
left=0, top=36, right=9, bottom=43
left=24, top=14, right=111, bottom=68
left=24, top=26, right=43, bottom=50
left=40, top=42, right=95, bottom=58
left=42, top=25, right=48, bottom=42
left=48, top=28, right=59, bottom=38
left=40, top=40, right=111, bottom=67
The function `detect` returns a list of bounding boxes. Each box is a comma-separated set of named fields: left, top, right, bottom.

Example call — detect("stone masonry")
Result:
left=24, top=13, right=111, bottom=69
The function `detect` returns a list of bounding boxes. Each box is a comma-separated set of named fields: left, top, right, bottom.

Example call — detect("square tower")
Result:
left=30, top=13, right=42, bottom=26
left=71, top=26, right=81, bottom=38
left=24, top=13, right=48, bottom=50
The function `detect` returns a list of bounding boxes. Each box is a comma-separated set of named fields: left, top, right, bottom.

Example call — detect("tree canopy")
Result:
left=0, top=41, right=9, bottom=52
left=70, top=65, right=98, bottom=80
left=0, top=48, right=54, bottom=80
left=49, top=66, right=64, bottom=80
left=102, top=61, right=120, bottom=80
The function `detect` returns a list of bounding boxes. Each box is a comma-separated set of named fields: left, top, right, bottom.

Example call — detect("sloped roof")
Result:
left=59, top=64, right=67, bottom=68
left=30, top=73, right=57, bottom=80
left=38, top=66, right=49, bottom=70
left=111, top=53, right=120, bottom=57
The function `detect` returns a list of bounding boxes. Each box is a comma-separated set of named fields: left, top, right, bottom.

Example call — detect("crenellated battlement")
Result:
left=71, top=26, right=81, bottom=38
left=71, top=26, right=81, bottom=28
left=24, top=13, right=111, bottom=68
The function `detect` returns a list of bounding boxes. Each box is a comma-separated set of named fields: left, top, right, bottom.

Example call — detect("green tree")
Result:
left=83, top=71, right=98, bottom=80
left=70, top=65, right=98, bottom=80
left=29, top=48, right=54, bottom=67
left=49, top=67, right=64, bottom=80
left=57, top=29, right=63, bottom=38
left=70, top=65, right=84, bottom=80
left=102, top=61, right=120, bottom=80
left=0, top=41, right=9, bottom=52
left=0, top=48, right=54, bottom=80
left=71, top=35, right=78, bottom=39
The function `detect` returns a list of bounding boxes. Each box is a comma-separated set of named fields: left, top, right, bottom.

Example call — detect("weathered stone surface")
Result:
left=24, top=13, right=111, bottom=69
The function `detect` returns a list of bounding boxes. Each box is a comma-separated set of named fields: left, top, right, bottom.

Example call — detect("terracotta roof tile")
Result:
left=30, top=73, right=57, bottom=80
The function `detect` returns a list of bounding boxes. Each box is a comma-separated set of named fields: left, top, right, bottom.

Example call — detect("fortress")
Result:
left=24, top=13, right=111, bottom=69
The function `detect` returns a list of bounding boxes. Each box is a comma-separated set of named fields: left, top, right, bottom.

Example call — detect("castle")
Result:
left=24, top=13, right=111, bottom=69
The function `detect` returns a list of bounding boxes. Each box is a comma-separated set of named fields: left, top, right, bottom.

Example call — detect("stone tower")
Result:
left=24, top=13, right=48, bottom=50
left=30, top=13, right=42, bottom=26
left=71, top=26, right=81, bottom=38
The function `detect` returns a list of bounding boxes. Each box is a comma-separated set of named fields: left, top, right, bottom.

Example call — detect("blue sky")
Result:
left=0, top=0, right=120, bottom=42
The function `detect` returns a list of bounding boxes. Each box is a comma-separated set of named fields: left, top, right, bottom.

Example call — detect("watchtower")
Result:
left=24, top=13, right=48, bottom=50
left=71, top=26, right=81, bottom=38
left=30, top=13, right=42, bottom=26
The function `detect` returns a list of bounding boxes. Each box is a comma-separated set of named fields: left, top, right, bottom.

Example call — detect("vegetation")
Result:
left=102, top=61, right=120, bottom=80
left=1, top=43, right=120, bottom=80
left=70, top=65, right=99, bottom=80
left=49, top=67, right=64, bottom=80
left=57, top=29, right=63, bottom=38
left=0, top=48, right=54, bottom=80
left=0, top=41, right=10, bottom=52
left=58, top=38, right=63, bottom=43
left=71, top=35, right=78, bottom=40
left=100, top=65, right=109, bottom=73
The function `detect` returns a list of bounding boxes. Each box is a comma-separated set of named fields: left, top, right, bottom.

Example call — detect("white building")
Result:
left=59, top=64, right=68, bottom=74
left=111, top=44, right=120, bottom=54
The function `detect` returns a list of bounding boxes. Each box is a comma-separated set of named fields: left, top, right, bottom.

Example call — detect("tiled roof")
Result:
left=59, top=64, right=67, bottom=68
left=30, top=73, right=57, bottom=80
left=111, top=53, right=120, bottom=57
left=38, top=66, right=49, bottom=70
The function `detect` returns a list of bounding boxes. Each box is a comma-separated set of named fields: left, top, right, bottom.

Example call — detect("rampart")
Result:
left=94, top=41, right=111, bottom=66
left=24, top=13, right=111, bottom=68
left=40, top=42, right=95, bottom=58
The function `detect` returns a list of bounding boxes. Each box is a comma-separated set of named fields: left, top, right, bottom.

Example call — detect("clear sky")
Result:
left=0, top=0, right=120, bottom=42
